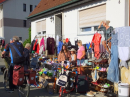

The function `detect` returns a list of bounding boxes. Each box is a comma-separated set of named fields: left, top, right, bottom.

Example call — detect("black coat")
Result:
left=30, top=40, right=36, bottom=53
left=24, top=48, right=30, bottom=66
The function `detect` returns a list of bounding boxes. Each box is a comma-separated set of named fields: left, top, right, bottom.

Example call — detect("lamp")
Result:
left=50, top=16, right=54, bottom=22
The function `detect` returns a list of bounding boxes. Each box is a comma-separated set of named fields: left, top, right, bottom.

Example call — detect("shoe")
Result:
left=90, top=91, right=96, bottom=95
left=104, top=83, right=110, bottom=88
left=100, top=88, right=107, bottom=92
left=7, top=89, right=14, bottom=93
left=86, top=92, right=94, bottom=96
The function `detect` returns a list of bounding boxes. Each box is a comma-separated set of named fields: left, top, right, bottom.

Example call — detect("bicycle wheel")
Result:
left=3, top=69, right=9, bottom=90
left=18, top=76, right=30, bottom=97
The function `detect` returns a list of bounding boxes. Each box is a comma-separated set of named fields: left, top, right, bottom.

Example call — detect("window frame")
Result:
left=77, top=3, right=106, bottom=36
left=30, top=5, right=33, bottom=12
left=37, top=31, right=46, bottom=36
left=19, top=37, right=22, bottom=41
left=23, top=3, right=26, bottom=12
left=23, top=20, right=27, bottom=27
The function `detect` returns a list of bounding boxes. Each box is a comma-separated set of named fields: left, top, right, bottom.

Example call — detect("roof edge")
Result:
left=27, top=0, right=80, bottom=19
left=0, top=0, right=8, bottom=5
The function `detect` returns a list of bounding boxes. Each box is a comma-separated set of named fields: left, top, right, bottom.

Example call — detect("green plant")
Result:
left=23, top=28, right=31, bottom=47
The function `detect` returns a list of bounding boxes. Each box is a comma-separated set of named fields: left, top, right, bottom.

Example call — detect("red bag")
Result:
left=28, top=70, right=36, bottom=84
left=13, top=65, right=24, bottom=86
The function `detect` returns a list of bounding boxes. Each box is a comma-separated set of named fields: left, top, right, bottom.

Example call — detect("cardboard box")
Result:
left=39, top=76, right=48, bottom=88
left=39, top=76, right=44, bottom=88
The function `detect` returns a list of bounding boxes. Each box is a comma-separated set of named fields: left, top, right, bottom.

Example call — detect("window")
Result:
left=42, top=31, right=46, bottom=34
left=19, top=37, right=22, bottom=41
left=23, top=20, right=26, bottom=27
left=23, top=4, right=26, bottom=12
left=81, top=27, right=92, bottom=32
left=38, top=32, right=41, bottom=35
left=30, top=5, right=33, bottom=12
left=35, top=5, right=37, bottom=8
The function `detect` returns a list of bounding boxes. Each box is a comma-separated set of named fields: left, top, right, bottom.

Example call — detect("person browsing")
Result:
left=58, top=45, right=71, bottom=63
left=70, top=48, right=77, bottom=67
left=77, top=40, right=85, bottom=66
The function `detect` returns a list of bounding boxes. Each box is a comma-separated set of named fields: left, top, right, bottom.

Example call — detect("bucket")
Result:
left=118, top=82, right=130, bottom=97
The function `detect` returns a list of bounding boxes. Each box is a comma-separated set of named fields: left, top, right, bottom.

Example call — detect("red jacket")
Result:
left=33, top=39, right=39, bottom=54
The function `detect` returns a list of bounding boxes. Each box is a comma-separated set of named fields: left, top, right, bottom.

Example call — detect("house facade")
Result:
left=0, top=0, right=41, bottom=44
left=28, top=0, right=129, bottom=45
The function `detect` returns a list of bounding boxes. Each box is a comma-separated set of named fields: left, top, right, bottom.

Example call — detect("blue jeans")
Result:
left=107, top=45, right=119, bottom=82
left=77, top=59, right=85, bottom=66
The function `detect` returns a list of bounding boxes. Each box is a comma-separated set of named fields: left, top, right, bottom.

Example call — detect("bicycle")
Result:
left=17, top=70, right=30, bottom=97
left=3, top=64, right=30, bottom=97
left=58, top=67, right=78, bottom=97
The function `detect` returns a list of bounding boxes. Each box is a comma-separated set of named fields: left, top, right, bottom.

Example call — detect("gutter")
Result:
left=27, top=0, right=80, bottom=19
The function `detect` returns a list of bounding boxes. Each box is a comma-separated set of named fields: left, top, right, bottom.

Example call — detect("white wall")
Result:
left=106, top=0, right=129, bottom=28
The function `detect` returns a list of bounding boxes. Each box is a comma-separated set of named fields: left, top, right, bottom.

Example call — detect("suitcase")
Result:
left=76, top=75, right=89, bottom=93
left=76, top=61, right=89, bottom=93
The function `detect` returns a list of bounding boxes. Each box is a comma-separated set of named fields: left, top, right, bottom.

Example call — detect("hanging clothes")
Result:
left=40, top=38, right=45, bottom=52
left=99, top=44, right=106, bottom=53
left=47, top=37, right=55, bottom=55
left=33, top=39, right=38, bottom=51
left=57, top=41, right=63, bottom=54
left=91, top=33, right=102, bottom=59
left=75, top=39, right=78, bottom=51
left=56, top=35, right=59, bottom=46
left=33, top=39, right=39, bottom=54
left=30, top=39, right=36, bottom=53
left=38, top=38, right=42, bottom=45
left=117, top=27, right=130, bottom=69
left=0, top=39, right=2, bottom=45
left=36, top=43, right=39, bottom=54
left=107, top=32, right=119, bottom=82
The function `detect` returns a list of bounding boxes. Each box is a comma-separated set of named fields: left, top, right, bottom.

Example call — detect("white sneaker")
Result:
left=86, top=92, right=94, bottom=96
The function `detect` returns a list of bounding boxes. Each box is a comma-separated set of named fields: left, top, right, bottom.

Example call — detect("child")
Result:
left=70, top=48, right=76, bottom=67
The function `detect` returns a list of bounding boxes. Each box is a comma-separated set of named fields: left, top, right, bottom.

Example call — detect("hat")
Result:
left=70, top=48, right=76, bottom=52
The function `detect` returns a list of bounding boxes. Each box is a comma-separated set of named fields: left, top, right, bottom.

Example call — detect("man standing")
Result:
left=2, top=36, right=24, bottom=93
left=3, top=39, right=13, bottom=69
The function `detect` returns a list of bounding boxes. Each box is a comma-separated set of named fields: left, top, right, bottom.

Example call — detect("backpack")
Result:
left=9, top=42, right=25, bottom=64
